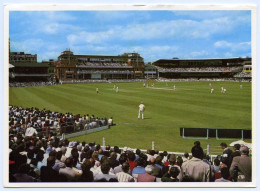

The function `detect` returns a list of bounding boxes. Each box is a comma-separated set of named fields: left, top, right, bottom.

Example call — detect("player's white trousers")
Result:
left=138, top=110, right=144, bottom=119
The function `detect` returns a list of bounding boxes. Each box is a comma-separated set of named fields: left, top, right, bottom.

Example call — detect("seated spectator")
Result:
left=36, top=150, right=46, bottom=171
left=215, top=167, right=231, bottom=182
left=59, top=158, right=80, bottom=181
left=13, top=162, right=34, bottom=182
left=78, top=159, right=94, bottom=182
left=114, top=154, right=128, bottom=174
left=41, top=156, right=65, bottom=182
left=212, top=158, right=221, bottom=180
left=182, top=152, right=189, bottom=163
left=98, top=149, right=104, bottom=161
left=116, top=162, right=134, bottom=182
left=25, top=126, right=38, bottom=137
left=137, top=165, right=156, bottom=182
left=94, top=161, right=117, bottom=181
left=29, top=158, right=40, bottom=178
left=151, top=156, right=163, bottom=178
left=56, top=151, right=65, bottom=168
left=161, top=166, right=180, bottom=182
left=128, top=152, right=137, bottom=172
left=132, top=158, right=146, bottom=181
left=60, top=147, right=67, bottom=163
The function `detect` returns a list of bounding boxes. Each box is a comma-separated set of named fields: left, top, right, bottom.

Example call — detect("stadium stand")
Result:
left=9, top=81, right=56, bottom=88
left=9, top=106, right=251, bottom=183
left=152, top=58, right=251, bottom=80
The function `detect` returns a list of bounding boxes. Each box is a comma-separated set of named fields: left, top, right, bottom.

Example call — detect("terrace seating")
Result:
left=155, top=66, right=243, bottom=73
left=9, top=81, right=56, bottom=88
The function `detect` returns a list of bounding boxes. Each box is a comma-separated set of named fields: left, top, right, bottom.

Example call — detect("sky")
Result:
left=9, top=10, right=251, bottom=62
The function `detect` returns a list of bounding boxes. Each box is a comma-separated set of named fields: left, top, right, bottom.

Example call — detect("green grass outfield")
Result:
left=9, top=81, right=252, bottom=153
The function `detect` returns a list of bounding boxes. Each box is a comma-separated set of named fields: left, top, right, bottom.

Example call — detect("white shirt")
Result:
left=116, top=172, right=134, bottom=182
left=25, top=127, right=38, bottom=137
left=139, top=104, right=145, bottom=111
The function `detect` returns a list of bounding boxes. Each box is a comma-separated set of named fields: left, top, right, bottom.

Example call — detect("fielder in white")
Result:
left=138, top=102, right=145, bottom=120
left=173, top=85, right=176, bottom=91
left=210, top=88, right=214, bottom=93
left=116, top=87, right=119, bottom=93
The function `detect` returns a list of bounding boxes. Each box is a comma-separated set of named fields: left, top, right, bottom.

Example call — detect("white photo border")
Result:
left=3, top=3, right=257, bottom=188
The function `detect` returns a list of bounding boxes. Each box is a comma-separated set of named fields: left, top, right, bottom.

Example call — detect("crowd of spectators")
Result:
left=78, top=62, right=129, bottom=67
left=155, top=66, right=243, bottom=73
left=9, top=106, right=112, bottom=137
left=78, top=70, right=134, bottom=74
left=9, top=115, right=252, bottom=184
left=234, top=72, right=252, bottom=78
left=157, top=78, right=247, bottom=82
left=63, top=79, right=147, bottom=84
left=9, top=81, right=56, bottom=88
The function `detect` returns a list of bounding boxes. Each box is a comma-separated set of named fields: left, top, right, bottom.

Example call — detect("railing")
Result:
left=98, top=137, right=218, bottom=161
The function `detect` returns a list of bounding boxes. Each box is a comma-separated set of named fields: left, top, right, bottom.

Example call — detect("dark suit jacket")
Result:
left=222, top=148, right=233, bottom=167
